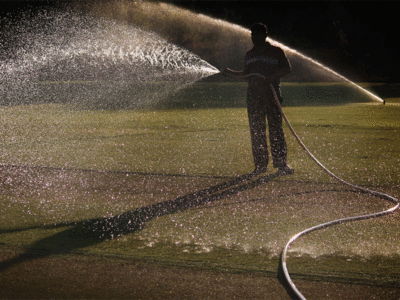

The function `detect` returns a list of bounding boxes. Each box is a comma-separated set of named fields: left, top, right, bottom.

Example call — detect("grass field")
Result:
left=0, top=82, right=399, bottom=299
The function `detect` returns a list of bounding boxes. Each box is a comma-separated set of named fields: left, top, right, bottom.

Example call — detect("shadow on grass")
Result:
left=0, top=172, right=282, bottom=271
left=1, top=171, right=357, bottom=300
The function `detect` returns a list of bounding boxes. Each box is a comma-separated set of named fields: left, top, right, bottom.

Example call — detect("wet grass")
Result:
left=0, top=82, right=399, bottom=297
left=1, top=88, right=399, bottom=185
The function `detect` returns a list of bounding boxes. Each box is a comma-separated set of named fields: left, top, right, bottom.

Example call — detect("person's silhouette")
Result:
left=223, top=23, right=293, bottom=175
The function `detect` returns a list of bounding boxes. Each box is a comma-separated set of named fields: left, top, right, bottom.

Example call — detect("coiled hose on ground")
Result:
left=226, top=71, right=399, bottom=299
left=269, top=83, right=399, bottom=300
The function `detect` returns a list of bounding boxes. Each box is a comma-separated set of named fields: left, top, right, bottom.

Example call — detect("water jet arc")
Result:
left=213, top=14, right=385, bottom=103
left=267, top=38, right=385, bottom=104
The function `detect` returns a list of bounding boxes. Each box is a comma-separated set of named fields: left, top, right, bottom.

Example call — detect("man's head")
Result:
left=250, top=23, right=267, bottom=47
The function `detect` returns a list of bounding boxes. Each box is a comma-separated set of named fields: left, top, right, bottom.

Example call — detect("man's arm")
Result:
left=221, top=68, right=247, bottom=78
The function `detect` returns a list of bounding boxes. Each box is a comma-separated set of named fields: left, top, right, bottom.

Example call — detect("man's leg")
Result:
left=248, top=108, right=269, bottom=172
left=266, top=99, right=287, bottom=168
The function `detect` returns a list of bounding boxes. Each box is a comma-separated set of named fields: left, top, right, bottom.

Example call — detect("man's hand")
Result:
left=221, top=68, right=237, bottom=76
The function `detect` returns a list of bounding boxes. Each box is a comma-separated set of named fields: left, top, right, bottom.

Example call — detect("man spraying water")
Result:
left=223, top=23, right=294, bottom=175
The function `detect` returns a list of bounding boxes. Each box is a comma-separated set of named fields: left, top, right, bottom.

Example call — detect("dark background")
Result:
left=168, top=1, right=398, bottom=83
left=1, top=1, right=398, bottom=82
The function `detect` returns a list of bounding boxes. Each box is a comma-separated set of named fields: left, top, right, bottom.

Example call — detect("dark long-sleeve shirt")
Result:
left=244, top=42, right=291, bottom=102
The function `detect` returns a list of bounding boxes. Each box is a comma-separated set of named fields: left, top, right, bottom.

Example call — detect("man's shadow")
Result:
left=0, top=172, right=281, bottom=271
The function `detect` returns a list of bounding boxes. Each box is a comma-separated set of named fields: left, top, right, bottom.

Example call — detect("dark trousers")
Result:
left=247, top=87, right=287, bottom=169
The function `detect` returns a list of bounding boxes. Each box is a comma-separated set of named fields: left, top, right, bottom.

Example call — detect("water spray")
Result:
left=76, top=0, right=385, bottom=105
left=168, top=5, right=385, bottom=104
left=0, top=9, right=219, bottom=108
left=267, top=39, right=386, bottom=104
left=221, top=71, right=398, bottom=299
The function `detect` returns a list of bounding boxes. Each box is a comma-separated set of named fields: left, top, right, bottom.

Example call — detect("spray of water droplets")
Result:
left=0, top=9, right=218, bottom=109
